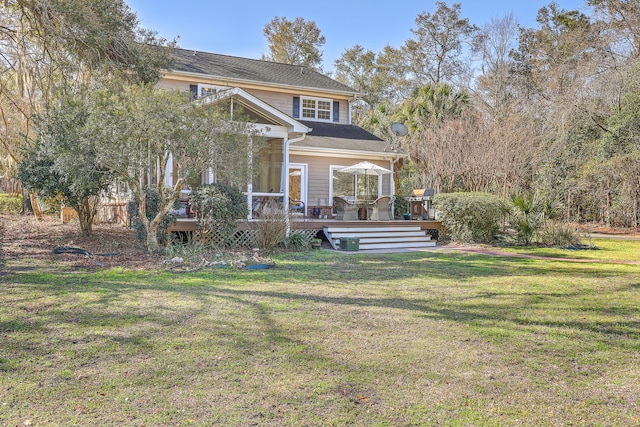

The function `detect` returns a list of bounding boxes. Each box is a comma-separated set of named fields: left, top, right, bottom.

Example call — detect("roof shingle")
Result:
left=170, top=48, right=358, bottom=95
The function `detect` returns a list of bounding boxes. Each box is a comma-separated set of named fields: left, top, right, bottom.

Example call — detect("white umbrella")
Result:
left=337, top=161, right=392, bottom=199
left=338, top=161, right=392, bottom=176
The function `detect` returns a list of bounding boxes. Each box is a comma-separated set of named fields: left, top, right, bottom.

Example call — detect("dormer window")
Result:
left=301, top=96, right=332, bottom=121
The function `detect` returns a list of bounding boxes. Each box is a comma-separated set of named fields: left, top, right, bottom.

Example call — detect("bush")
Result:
left=432, top=192, right=502, bottom=243
left=281, top=231, right=312, bottom=250
left=506, top=193, right=562, bottom=245
left=127, top=187, right=177, bottom=244
left=0, top=194, right=23, bottom=214
left=255, top=208, right=289, bottom=250
left=188, top=183, right=247, bottom=247
left=539, top=221, right=583, bottom=247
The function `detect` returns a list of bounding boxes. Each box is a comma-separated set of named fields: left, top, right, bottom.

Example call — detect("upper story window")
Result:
left=301, top=96, right=333, bottom=121
left=198, top=84, right=229, bottom=98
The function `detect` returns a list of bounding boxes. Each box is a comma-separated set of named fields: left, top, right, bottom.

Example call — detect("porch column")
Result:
left=247, top=136, right=253, bottom=220
left=282, top=134, right=306, bottom=236
left=283, top=136, right=291, bottom=235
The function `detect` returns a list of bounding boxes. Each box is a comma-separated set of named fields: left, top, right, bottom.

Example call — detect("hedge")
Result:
left=432, top=192, right=503, bottom=243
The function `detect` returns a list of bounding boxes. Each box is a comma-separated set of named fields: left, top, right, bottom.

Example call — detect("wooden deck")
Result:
left=168, top=217, right=442, bottom=233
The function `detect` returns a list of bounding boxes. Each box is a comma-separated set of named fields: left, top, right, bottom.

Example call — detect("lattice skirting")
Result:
left=185, top=227, right=319, bottom=249
left=289, top=229, right=320, bottom=240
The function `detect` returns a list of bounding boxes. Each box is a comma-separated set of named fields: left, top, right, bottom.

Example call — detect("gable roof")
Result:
left=170, top=48, right=358, bottom=96
left=198, top=87, right=311, bottom=135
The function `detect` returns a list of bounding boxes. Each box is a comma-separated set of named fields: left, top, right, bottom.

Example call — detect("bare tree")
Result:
left=402, top=2, right=478, bottom=85
left=472, top=13, right=520, bottom=114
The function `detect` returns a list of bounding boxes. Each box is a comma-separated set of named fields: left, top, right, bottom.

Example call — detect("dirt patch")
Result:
left=1, top=214, right=164, bottom=272
left=578, top=223, right=640, bottom=237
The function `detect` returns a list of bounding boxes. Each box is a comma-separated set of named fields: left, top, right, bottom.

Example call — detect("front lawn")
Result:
left=1, top=243, right=639, bottom=426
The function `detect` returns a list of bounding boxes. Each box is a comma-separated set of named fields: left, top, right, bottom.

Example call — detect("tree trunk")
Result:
left=29, top=193, right=42, bottom=218
left=145, top=223, right=161, bottom=252
left=74, top=197, right=95, bottom=236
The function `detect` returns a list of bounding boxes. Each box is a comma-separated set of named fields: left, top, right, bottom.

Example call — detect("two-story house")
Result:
left=158, top=48, right=404, bottom=221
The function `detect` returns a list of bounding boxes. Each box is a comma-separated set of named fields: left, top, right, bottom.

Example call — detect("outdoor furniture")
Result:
left=367, top=195, right=394, bottom=221
left=252, top=195, right=283, bottom=217
left=289, top=198, right=305, bottom=217
left=334, top=196, right=359, bottom=221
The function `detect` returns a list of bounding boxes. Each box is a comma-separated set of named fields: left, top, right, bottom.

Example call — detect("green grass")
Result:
left=1, top=241, right=640, bottom=426
left=500, top=236, right=640, bottom=262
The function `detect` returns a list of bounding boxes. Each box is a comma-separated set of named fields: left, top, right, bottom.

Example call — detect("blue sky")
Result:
left=126, top=0, right=588, bottom=71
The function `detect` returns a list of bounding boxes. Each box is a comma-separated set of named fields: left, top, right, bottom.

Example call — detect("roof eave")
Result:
left=164, top=70, right=361, bottom=98
left=290, top=145, right=409, bottom=159
left=196, top=87, right=311, bottom=134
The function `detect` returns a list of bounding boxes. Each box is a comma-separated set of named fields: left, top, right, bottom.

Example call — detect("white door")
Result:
left=288, top=163, right=307, bottom=215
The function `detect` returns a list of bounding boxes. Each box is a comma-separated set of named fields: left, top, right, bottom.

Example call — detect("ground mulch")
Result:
left=1, top=214, right=164, bottom=273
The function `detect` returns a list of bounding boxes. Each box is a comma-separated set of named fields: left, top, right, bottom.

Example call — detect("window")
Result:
left=198, top=84, right=229, bottom=98
left=301, top=96, right=332, bottom=121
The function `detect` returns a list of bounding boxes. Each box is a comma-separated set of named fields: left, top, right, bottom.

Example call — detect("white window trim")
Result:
left=301, top=96, right=333, bottom=122
left=198, top=84, right=229, bottom=98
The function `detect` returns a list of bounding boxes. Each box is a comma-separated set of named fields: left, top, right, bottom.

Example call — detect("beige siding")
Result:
left=157, top=79, right=190, bottom=92
left=158, top=77, right=350, bottom=124
left=244, top=89, right=349, bottom=124
left=290, top=154, right=392, bottom=207
left=244, top=88, right=294, bottom=117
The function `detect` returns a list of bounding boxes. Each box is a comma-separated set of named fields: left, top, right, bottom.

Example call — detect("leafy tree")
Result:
left=127, top=186, right=177, bottom=244
left=511, top=3, right=594, bottom=104
left=262, top=16, right=325, bottom=70
left=18, top=100, right=113, bottom=235
left=84, top=82, right=260, bottom=251
left=334, top=45, right=381, bottom=109
left=0, top=0, right=173, bottom=192
left=398, top=83, right=470, bottom=131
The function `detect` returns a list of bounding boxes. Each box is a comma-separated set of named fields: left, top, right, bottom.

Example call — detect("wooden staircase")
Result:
left=323, top=225, right=436, bottom=251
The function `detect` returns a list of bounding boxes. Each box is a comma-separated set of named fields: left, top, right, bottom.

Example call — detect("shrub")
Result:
left=0, top=194, right=23, bottom=214
left=255, top=208, right=289, bottom=250
left=281, top=231, right=312, bottom=250
left=539, top=221, right=583, bottom=247
left=432, top=192, right=502, bottom=243
left=506, top=193, right=562, bottom=245
left=127, top=187, right=177, bottom=244
left=188, top=183, right=247, bottom=247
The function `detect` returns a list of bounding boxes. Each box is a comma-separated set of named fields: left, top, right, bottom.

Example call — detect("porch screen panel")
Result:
left=253, top=139, right=283, bottom=193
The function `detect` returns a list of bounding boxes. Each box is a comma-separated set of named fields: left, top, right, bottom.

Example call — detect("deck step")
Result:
left=358, top=241, right=437, bottom=250
left=330, top=231, right=429, bottom=239
left=325, top=226, right=422, bottom=233
left=323, top=225, right=436, bottom=251
left=333, top=236, right=432, bottom=244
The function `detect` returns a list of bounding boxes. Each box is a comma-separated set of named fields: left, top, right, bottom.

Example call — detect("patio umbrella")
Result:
left=337, top=161, right=392, bottom=199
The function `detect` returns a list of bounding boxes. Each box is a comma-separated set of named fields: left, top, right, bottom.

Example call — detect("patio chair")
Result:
left=289, top=198, right=305, bottom=217
left=367, top=195, right=394, bottom=221
left=334, top=196, right=358, bottom=221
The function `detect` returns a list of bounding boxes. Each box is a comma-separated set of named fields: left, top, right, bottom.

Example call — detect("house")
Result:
left=158, top=48, right=406, bottom=221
